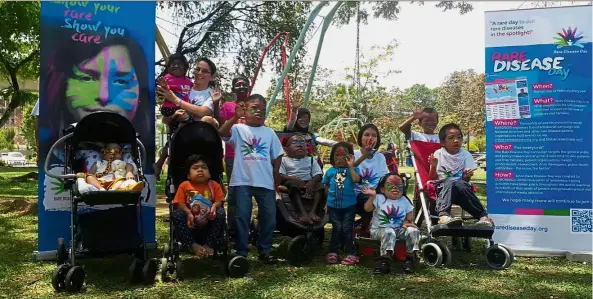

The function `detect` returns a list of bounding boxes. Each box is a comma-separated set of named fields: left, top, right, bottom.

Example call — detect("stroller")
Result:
left=44, top=112, right=157, bottom=292
left=409, top=140, right=514, bottom=270
left=249, top=132, right=328, bottom=266
left=161, top=120, right=248, bottom=279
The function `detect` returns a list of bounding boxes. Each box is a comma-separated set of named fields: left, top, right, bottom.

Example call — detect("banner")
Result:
left=485, top=6, right=592, bottom=253
left=37, top=1, right=156, bottom=257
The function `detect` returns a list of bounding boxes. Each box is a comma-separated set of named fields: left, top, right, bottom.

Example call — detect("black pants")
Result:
left=436, top=180, right=487, bottom=219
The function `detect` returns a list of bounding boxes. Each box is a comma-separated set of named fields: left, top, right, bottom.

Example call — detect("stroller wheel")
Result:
left=64, top=266, right=85, bottom=292
left=227, top=255, right=249, bottom=278
left=497, top=244, right=515, bottom=265
left=142, top=259, right=158, bottom=285
left=51, top=264, right=71, bottom=292
left=56, top=238, right=67, bottom=266
left=128, top=258, right=144, bottom=284
left=462, top=237, right=473, bottom=252
left=421, top=242, right=443, bottom=267
left=160, top=258, right=170, bottom=282
left=486, top=245, right=512, bottom=270
left=175, top=259, right=185, bottom=280
left=287, top=235, right=312, bottom=266
left=438, top=242, right=452, bottom=267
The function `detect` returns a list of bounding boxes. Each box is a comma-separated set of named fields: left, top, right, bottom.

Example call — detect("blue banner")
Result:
left=38, top=1, right=156, bottom=255
left=485, top=6, right=592, bottom=253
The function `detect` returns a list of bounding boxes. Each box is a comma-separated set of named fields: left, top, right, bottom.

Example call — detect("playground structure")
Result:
left=316, top=116, right=362, bottom=164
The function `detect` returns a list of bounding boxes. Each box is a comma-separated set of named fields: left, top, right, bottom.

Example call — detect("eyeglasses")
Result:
left=291, top=140, right=307, bottom=146
left=194, top=68, right=211, bottom=74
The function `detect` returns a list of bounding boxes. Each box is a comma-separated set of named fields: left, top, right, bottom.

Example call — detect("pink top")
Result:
left=161, top=74, right=193, bottom=108
left=220, top=101, right=246, bottom=159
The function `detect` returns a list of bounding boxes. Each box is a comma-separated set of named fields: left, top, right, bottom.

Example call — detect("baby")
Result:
left=77, top=143, right=145, bottom=192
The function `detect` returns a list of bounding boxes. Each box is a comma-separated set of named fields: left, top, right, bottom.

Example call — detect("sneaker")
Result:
left=326, top=253, right=339, bottom=264
left=475, top=217, right=493, bottom=227
left=341, top=255, right=359, bottom=266
left=374, top=258, right=390, bottom=274
left=403, top=256, right=416, bottom=274
left=258, top=253, right=278, bottom=265
left=438, top=215, right=463, bottom=226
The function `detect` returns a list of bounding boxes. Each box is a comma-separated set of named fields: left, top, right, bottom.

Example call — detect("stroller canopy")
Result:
left=71, top=111, right=137, bottom=145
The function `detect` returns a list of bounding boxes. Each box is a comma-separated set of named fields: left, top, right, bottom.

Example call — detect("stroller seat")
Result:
left=76, top=191, right=141, bottom=206
left=276, top=191, right=329, bottom=231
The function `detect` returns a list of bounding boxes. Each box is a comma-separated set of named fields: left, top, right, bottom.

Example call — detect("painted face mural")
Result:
left=66, top=45, right=140, bottom=120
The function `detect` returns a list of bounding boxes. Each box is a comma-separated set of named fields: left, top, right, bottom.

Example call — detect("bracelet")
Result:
left=175, top=98, right=182, bottom=107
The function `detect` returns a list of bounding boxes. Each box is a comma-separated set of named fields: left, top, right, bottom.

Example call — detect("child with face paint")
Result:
left=353, top=124, right=390, bottom=238
left=285, top=96, right=337, bottom=151
left=321, top=142, right=362, bottom=265
left=219, top=94, right=284, bottom=265
left=154, top=54, right=193, bottom=180
left=362, top=173, right=419, bottom=274
left=428, top=123, right=492, bottom=227
left=398, top=107, right=440, bottom=143
left=279, top=134, right=324, bottom=224
left=218, top=75, right=250, bottom=235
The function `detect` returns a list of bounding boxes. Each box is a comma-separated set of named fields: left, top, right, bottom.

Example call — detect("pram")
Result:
left=409, top=140, right=514, bottom=270
left=44, top=111, right=157, bottom=292
left=249, top=132, right=328, bottom=266
left=162, top=120, right=248, bottom=279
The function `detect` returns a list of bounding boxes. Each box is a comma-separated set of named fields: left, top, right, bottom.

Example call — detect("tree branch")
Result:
left=180, top=3, right=240, bottom=56
left=175, top=1, right=232, bottom=53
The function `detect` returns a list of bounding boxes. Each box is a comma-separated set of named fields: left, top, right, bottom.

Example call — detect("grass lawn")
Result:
left=0, top=167, right=590, bottom=299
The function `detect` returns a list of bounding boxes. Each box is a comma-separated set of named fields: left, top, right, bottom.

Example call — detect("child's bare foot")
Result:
left=309, top=212, right=321, bottom=222
left=202, top=245, right=214, bottom=256
left=191, top=244, right=206, bottom=258
left=297, top=215, right=311, bottom=224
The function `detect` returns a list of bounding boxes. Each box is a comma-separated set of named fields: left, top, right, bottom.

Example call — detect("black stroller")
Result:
left=44, top=112, right=157, bottom=292
left=249, top=132, right=328, bottom=266
left=161, top=120, right=248, bottom=279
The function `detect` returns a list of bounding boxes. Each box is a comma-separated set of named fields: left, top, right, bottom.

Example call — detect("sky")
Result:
left=154, top=1, right=585, bottom=95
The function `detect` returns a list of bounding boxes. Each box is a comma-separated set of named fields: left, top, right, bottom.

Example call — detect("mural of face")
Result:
left=66, top=45, right=140, bottom=120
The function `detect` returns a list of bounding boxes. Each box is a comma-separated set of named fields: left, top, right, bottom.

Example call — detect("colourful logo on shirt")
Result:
left=360, top=168, right=378, bottom=187
left=379, top=204, right=405, bottom=227
left=242, top=136, right=268, bottom=157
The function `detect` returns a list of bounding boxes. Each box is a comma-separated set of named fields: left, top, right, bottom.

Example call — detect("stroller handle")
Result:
left=44, top=133, right=77, bottom=181
left=136, top=138, right=147, bottom=169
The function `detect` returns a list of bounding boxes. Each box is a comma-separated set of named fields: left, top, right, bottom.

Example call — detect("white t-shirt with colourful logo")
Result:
left=188, top=88, right=214, bottom=121
left=353, top=150, right=389, bottom=195
left=370, top=194, right=414, bottom=232
left=226, top=124, right=284, bottom=190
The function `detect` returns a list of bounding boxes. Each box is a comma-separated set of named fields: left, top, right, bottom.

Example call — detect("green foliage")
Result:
left=0, top=2, right=40, bottom=128
left=436, top=70, right=485, bottom=135
left=0, top=127, right=16, bottom=150
left=20, top=100, right=36, bottom=152
left=473, top=135, right=486, bottom=152
left=468, top=142, right=479, bottom=153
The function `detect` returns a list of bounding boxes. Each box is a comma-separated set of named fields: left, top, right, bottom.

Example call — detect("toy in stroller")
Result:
left=409, top=140, right=514, bottom=270
left=162, top=120, right=248, bottom=279
left=248, top=132, right=328, bottom=266
left=44, top=111, right=157, bottom=292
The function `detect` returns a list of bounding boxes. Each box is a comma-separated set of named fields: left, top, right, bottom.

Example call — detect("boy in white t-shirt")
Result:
left=279, top=134, right=324, bottom=224
left=219, top=94, right=284, bottom=265
left=398, top=107, right=440, bottom=143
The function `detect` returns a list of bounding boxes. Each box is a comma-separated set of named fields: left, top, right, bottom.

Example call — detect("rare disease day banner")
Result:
left=37, top=1, right=156, bottom=258
left=485, top=6, right=592, bottom=253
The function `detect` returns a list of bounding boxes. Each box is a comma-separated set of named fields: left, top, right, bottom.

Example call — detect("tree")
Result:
left=0, top=127, right=15, bottom=150
left=157, top=1, right=313, bottom=88
left=21, top=100, right=36, bottom=152
left=436, top=70, right=485, bottom=136
left=0, top=2, right=40, bottom=128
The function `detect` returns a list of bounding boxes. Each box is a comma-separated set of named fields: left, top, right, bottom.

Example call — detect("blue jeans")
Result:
left=328, top=205, right=356, bottom=255
left=232, top=186, right=276, bottom=256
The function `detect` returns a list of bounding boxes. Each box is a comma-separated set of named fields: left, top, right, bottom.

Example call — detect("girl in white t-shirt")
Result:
left=362, top=173, right=419, bottom=274
left=353, top=124, right=389, bottom=238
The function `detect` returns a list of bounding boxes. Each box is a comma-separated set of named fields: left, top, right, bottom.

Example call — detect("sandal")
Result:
left=326, top=253, right=339, bottom=264
left=341, top=255, right=359, bottom=266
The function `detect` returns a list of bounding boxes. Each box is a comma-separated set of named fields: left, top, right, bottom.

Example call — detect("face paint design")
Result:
left=385, top=176, right=404, bottom=194
left=66, top=45, right=139, bottom=120
left=334, top=147, right=348, bottom=166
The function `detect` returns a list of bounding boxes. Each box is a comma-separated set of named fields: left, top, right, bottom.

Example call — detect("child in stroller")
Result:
left=162, top=120, right=248, bottom=279
left=171, top=154, right=225, bottom=258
